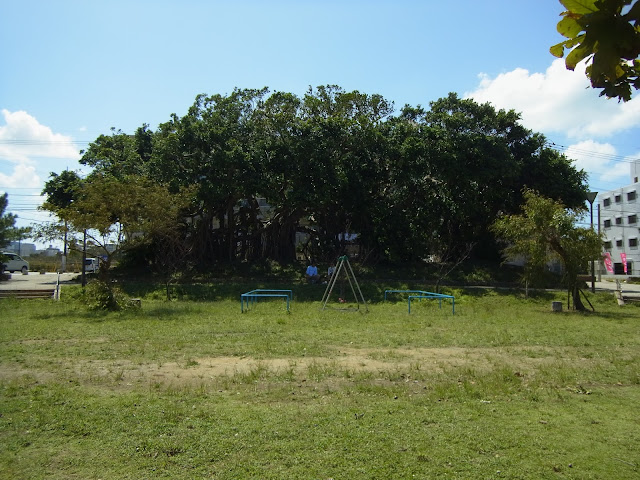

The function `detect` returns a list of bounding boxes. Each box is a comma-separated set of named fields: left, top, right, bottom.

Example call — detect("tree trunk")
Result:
left=263, top=210, right=298, bottom=262
left=569, top=277, right=586, bottom=311
left=227, top=203, right=235, bottom=262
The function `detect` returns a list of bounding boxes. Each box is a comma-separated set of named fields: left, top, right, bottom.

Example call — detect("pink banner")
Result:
left=621, top=253, right=627, bottom=273
left=604, top=252, right=614, bottom=274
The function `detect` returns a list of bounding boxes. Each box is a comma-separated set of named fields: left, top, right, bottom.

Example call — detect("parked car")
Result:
left=84, top=257, right=100, bottom=273
left=1, top=252, right=29, bottom=274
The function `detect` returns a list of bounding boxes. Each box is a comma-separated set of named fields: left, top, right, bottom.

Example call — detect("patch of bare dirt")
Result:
left=0, top=345, right=567, bottom=389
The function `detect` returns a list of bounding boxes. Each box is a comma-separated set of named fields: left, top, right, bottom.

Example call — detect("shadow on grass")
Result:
left=30, top=309, right=112, bottom=322
left=117, top=280, right=570, bottom=304
left=30, top=304, right=191, bottom=322
left=584, top=307, right=640, bottom=320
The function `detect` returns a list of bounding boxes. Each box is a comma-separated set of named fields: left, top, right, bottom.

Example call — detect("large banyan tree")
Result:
left=75, top=86, right=588, bottom=268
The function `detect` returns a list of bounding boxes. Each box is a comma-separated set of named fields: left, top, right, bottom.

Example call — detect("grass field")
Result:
left=1, top=283, right=639, bottom=479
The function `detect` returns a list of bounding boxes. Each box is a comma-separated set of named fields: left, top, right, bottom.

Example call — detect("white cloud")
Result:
left=0, top=109, right=81, bottom=164
left=0, top=164, right=41, bottom=189
left=0, top=109, right=80, bottom=190
left=564, top=140, right=630, bottom=186
left=465, top=59, right=640, bottom=140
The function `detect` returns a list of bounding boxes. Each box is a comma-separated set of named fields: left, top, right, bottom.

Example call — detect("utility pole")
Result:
left=597, top=203, right=602, bottom=282
left=586, top=192, right=598, bottom=293
left=81, top=229, right=87, bottom=288
left=61, top=221, right=68, bottom=273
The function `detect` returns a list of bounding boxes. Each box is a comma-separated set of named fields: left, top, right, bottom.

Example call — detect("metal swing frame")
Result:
left=320, top=255, right=368, bottom=312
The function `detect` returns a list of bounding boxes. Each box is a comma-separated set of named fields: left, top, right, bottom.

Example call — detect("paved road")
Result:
left=594, top=280, right=640, bottom=296
left=0, top=272, right=80, bottom=290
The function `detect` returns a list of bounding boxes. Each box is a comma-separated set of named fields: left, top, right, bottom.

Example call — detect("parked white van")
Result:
left=1, top=252, right=29, bottom=274
left=84, top=257, right=100, bottom=273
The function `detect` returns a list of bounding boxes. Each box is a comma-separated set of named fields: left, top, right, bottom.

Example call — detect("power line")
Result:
left=548, top=141, right=639, bottom=192
left=549, top=141, right=640, bottom=164
left=0, top=139, right=90, bottom=146
left=3, top=193, right=44, bottom=197
left=11, top=216, right=55, bottom=224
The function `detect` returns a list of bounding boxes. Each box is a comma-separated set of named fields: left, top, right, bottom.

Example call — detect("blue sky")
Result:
left=2, top=0, right=640, bottom=237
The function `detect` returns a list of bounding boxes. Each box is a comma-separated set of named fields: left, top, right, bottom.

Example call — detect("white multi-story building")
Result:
left=598, top=159, right=640, bottom=276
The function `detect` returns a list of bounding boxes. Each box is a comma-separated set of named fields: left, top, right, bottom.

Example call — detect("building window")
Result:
left=616, top=262, right=633, bottom=274
left=629, top=215, right=637, bottom=224
left=630, top=238, right=638, bottom=248
left=615, top=194, right=622, bottom=204
left=604, top=241, right=612, bottom=249
left=603, top=198, right=611, bottom=207
left=616, top=239, right=623, bottom=248
left=615, top=217, right=623, bottom=225
left=604, top=219, right=612, bottom=228
left=628, top=191, right=637, bottom=201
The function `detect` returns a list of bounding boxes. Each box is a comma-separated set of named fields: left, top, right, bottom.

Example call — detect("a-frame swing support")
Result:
left=320, top=256, right=368, bottom=312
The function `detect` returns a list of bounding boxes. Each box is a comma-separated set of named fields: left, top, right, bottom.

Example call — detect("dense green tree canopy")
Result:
left=41, top=170, right=83, bottom=213
left=56, top=87, right=589, bottom=271
left=551, top=0, right=640, bottom=101
left=80, top=126, right=154, bottom=178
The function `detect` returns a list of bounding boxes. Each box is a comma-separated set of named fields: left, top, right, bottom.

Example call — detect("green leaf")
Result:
left=560, top=0, right=598, bottom=15
left=566, top=44, right=592, bottom=70
left=550, top=42, right=566, bottom=58
left=550, top=36, right=585, bottom=58
left=557, top=16, right=584, bottom=38
left=592, top=39, right=630, bottom=81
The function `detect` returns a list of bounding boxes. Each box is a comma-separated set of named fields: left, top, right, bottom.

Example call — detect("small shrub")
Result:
left=85, top=279, right=131, bottom=311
